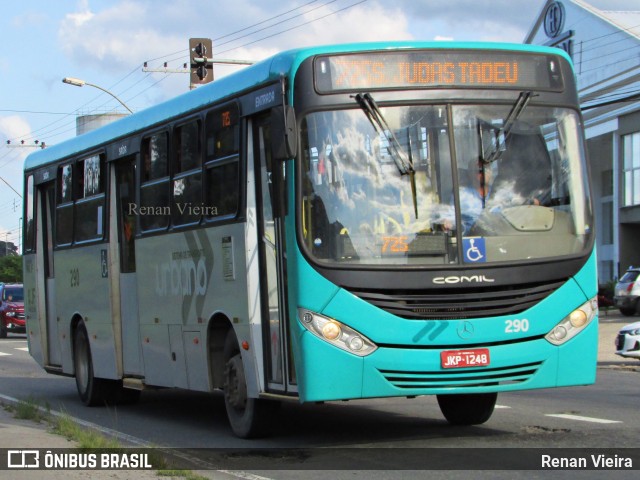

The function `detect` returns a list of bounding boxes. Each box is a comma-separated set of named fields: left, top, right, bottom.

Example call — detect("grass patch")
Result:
left=51, top=414, right=167, bottom=466
left=51, top=413, right=121, bottom=449
left=13, top=397, right=49, bottom=423
left=158, top=470, right=210, bottom=480
left=3, top=398, right=202, bottom=479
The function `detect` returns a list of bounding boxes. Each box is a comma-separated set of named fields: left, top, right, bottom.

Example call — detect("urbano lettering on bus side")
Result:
left=155, top=255, right=208, bottom=297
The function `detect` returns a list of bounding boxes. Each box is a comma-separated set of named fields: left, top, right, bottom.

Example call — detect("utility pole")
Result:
left=6, top=140, right=46, bottom=149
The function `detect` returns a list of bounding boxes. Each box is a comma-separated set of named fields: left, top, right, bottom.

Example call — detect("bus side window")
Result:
left=204, top=105, right=240, bottom=220
left=75, top=155, right=106, bottom=242
left=172, top=120, right=202, bottom=226
left=140, top=132, right=170, bottom=231
left=56, top=163, right=74, bottom=246
left=24, top=175, right=36, bottom=253
left=205, top=161, right=239, bottom=217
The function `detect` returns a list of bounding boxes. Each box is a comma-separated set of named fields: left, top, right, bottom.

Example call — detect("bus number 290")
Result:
left=505, top=319, right=529, bottom=333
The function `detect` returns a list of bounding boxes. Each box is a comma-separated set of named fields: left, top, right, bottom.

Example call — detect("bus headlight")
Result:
left=545, top=297, right=598, bottom=345
left=298, top=308, right=377, bottom=356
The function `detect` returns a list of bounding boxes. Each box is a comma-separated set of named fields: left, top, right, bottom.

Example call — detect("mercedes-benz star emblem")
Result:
left=457, top=321, right=475, bottom=339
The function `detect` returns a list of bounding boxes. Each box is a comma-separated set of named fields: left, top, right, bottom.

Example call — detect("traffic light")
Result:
left=189, top=38, right=213, bottom=88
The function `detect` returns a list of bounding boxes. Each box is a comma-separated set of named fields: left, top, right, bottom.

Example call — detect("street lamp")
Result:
left=62, top=77, right=133, bottom=114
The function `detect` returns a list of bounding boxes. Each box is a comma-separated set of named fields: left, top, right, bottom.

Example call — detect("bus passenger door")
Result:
left=112, top=158, right=143, bottom=376
left=36, top=182, right=61, bottom=366
left=252, top=115, right=294, bottom=393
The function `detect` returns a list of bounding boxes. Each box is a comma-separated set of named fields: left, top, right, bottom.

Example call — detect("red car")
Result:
left=0, top=283, right=25, bottom=338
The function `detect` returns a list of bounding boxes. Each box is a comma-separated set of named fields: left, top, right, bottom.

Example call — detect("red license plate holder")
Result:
left=441, top=348, right=490, bottom=369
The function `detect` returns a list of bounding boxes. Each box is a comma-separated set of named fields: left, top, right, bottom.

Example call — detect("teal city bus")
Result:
left=23, top=42, right=597, bottom=438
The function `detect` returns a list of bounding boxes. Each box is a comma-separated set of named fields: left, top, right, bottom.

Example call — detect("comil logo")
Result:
left=432, top=275, right=495, bottom=285
left=7, top=450, right=39, bottom=468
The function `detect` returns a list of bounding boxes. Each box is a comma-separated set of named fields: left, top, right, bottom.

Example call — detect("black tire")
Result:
left=223, top=331, right=278, bottom=438
left=437, top=392, right=498, bottom=426
left=619, top=307, right=636, bottom=316
left=73, top=323, right=118, bottom=406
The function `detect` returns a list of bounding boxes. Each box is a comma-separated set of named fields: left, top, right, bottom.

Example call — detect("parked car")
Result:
left=614, top=268, right=640, bottom=316
left=615, top=321, right=640, bottom=360
left=0, top=283, right=25, bottom=338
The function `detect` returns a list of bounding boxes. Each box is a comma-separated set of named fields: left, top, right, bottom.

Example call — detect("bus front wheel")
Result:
left=223, top=331, right=277, bottom=438
left=437, top=392, right=497, bottom=426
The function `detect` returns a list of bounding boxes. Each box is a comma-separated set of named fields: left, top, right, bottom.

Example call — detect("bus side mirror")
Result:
left=271, top=105, right=297, bottom=161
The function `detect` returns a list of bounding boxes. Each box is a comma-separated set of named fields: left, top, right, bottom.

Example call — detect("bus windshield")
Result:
left=300, top=103, right=593, bottom=266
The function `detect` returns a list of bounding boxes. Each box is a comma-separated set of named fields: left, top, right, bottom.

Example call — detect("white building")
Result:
left=525, top=0, right=640, bottom=283
left=76, top=113, right=127, bottom=136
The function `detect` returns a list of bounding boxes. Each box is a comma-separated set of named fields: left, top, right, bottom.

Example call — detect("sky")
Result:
left=0, top=0, right=637, bottom=252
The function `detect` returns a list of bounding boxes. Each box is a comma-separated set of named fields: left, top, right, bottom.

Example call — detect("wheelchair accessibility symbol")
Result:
left=463, top=237, right=486, bottom=263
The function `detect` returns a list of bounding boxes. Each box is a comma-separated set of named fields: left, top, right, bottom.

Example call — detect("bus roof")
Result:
left=24, top=41, right=569, bottom=173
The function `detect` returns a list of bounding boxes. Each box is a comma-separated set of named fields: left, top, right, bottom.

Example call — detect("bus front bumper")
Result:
left=295, top=318, right=598, bottom=403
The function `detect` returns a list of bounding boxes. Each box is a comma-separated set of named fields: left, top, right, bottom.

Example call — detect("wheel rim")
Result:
left=75, top=333, right=90, bottom=393
left=224, top=354, right=247, bottom=411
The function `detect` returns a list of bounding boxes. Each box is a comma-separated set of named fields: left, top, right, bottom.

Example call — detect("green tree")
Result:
left=0, top=255, right=22, bottom=283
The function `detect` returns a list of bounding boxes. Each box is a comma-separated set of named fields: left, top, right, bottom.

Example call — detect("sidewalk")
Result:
left=0, top=406, right=164, bottom=479
left=1, top=311, right=638, bottom=479
left=0, top=404, right=224, bottom=479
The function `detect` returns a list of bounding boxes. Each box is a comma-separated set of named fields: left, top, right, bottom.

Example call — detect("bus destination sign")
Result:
left=314, top=51, right=563, bottom=92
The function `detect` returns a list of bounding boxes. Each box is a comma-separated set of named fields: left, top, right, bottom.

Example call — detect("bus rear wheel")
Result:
left=74, top=323, right=118, bottom=406
left=223, top=331, right=277, bottom=438
left=437, top=392, right=497, bottom=426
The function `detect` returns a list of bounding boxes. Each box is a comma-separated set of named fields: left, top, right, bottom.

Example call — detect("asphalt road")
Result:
left=0, top=311, right=639, bottom=479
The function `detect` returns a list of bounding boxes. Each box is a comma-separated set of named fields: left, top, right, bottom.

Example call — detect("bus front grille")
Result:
left=378, top=361, right=543, bottom=389
left=349, top=280, right=565, bottom=320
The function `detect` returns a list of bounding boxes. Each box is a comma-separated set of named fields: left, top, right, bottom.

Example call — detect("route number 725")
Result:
left=381, top=236, right=409, bottom=253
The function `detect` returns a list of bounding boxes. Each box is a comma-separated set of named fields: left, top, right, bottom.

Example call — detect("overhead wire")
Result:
left=11, top=0, right=636, bottom=147
left=142, top=0, right=324, bottom=65
left=148, top=0, right=347, bottom=69
left=5, top=0, right=359, bottom=150
left=215, top=0, right=368, bottom=57
left=215, top=0, right=341, bottom=49
left=2, top=1, right=352, bottom=235
left=6, top=0, right=633, bottom=147
left=5, top=63, right=145, bottom=148
left=213, top=0, right=322, bottom=43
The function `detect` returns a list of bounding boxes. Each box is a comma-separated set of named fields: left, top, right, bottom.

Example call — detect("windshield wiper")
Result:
left=354, top=93, right=418, bottom=218
left=482, top=90, right=535, bottom=164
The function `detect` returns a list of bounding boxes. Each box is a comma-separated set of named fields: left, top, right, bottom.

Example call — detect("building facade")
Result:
left=525, top=0, right=640, bottom=283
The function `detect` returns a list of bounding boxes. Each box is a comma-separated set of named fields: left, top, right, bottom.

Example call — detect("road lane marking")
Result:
left=15, top=347, right=29, bottom=352
left=545, top=414, right=621, bottom=424
left=495, top=405, right=511, bottom=409
left=0, top=352, right=11, bottom=356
